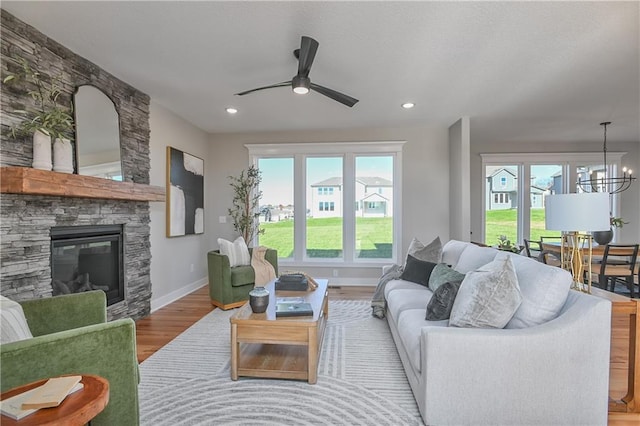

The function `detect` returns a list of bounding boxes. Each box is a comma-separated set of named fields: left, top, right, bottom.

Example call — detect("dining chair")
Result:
left=524, top=239, right=543, bottom=261
left=593, top=244, right=639, bottom=298
left=539, top=236, right=563, bottom=267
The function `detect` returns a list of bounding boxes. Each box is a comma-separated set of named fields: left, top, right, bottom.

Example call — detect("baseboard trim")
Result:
left=150, top=278, right=208, bottom=313
left=324, top=278, right=377, bottom=286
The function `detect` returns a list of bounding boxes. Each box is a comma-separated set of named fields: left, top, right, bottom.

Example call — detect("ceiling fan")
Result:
left=235, top=36, right=359, bottom=108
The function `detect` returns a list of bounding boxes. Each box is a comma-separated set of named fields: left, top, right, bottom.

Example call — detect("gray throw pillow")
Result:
left=400, top=255, right=437, bottom=288
left=406, top=236, right=442, bottom=266
left=428, top=263, right=465, bottom=292
left=425, top=281, right=462, bottom=321
left=449, top=256, right=523, bottom=329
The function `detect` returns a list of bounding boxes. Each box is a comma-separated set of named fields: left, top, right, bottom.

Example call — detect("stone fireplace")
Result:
left=0, top=10, right=163, bottom=321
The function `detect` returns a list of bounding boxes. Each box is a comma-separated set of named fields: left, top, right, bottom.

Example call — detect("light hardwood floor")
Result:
left=135, top=285, right=639, bottom=425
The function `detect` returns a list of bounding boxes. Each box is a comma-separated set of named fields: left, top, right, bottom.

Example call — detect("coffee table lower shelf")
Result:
left=236, top=343, right=316, bottom=381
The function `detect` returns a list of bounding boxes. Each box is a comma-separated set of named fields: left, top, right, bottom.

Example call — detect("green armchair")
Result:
left=207, top=248, right=278, bottom=310
left=0, top=291, right=139, bottom=426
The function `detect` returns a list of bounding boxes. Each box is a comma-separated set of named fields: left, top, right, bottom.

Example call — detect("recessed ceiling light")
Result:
left=401, top=102, right=415, bottom=109
left=226, top=107, right=238, bottom=114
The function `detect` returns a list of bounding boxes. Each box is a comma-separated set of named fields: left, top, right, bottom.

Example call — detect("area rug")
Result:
left=138, top=300, right=423, bottom=425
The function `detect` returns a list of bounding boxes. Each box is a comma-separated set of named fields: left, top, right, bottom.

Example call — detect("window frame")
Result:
left=247, top=141, right=405, bottom=267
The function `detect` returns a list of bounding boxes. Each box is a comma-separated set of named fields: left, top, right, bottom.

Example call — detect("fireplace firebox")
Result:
left=50, top=225, right=124, bottom=306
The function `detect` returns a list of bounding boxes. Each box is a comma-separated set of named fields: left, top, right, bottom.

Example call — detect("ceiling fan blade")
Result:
left=310, top=83, right=359, bottom=107
left=235, top=81, right=291, bottom=96
left=297, top=36, right=319, bottom=78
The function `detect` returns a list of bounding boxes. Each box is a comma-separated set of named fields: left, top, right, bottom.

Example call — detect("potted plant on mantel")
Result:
left=3, top=55, right=75, bottom=172
left=227, top=165, right=265, bottom=245
left=593, top=216, right=628, bottom=245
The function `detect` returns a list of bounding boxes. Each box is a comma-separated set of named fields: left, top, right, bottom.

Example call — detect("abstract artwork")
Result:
left=166, top=146, right=204, bottom=237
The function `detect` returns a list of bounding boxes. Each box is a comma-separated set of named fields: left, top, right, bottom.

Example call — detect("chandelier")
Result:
left=577, top=122, right=636, bottom=194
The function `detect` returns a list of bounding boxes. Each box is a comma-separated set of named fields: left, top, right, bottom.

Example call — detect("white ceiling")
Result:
left=3, top=1, right=639, bottom=146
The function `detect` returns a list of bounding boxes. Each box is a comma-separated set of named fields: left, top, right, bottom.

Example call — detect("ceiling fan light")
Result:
left=225, top=107, right=238, bottom=114
left=292, top=75, right=310, bottom=95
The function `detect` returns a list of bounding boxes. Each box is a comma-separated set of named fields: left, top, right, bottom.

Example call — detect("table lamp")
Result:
left=544, top=192, right=610, bottom=293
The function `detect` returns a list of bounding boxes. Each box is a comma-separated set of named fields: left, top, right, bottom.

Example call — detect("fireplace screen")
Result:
left=51, top=225, right=124, bottom=306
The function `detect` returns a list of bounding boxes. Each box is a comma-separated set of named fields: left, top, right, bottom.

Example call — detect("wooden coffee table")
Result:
left=230, top=278, right=328, bottom=384
left=0, top=374, right=109, bottom=425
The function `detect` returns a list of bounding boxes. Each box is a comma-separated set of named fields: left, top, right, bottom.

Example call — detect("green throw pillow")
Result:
left=428, top=263, right=465, bottom=292
left=400, top=255, right=437, bottom=288
left=425, top=281, right=462, bottom=321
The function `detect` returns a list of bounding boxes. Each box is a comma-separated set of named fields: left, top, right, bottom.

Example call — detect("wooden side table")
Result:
left=590, top=288, right=639, bottom=413
left=1, top=374, right=109, bottom=425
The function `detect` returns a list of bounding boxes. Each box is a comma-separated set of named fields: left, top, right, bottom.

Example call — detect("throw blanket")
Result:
left=371, top=264, right=403, bottom=319
left=251, top=246, right=276, bottom=286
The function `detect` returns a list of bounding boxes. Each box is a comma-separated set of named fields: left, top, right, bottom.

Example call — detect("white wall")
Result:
left=207, top=125, right=450, bottom=284
left=148, top=102, right=211, bottom=310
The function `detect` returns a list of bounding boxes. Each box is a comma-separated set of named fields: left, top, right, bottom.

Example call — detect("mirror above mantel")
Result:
left=74, top=85, right=123, bottom=180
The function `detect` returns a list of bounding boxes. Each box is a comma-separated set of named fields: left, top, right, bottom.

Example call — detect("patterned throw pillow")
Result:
left=0, top=295, right=33, bottom=344
left=449, top=257, right=523, bottom=329
left=428, top=263, right=465, bottom=292
left=400, top=255, right=438, bottom=288
left=425, top=281, right=462, bottom=321
left=217, top=236, right=251, bottom=267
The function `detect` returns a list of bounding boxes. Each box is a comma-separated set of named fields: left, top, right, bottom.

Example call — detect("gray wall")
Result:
left=448, top=117, right=471, bottom=242
left=207, top=125, right=450, bottom=284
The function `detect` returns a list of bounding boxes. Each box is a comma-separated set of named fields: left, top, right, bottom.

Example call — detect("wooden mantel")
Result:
left=0, top=166, right=165, bottom=202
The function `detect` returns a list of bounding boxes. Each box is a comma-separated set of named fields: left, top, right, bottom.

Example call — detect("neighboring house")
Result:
left=310, top=176, right=393, bottom=218
left=486, top=167, right=550, bottom=210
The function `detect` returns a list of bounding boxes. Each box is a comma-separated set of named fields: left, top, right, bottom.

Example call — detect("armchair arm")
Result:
left=207, top=250, right=233, bottom=302
left=1, top=319, right=139, bottom=426
left=20, top=291, right=107, bottom=337
left=419, top=292, right=611, bottom=425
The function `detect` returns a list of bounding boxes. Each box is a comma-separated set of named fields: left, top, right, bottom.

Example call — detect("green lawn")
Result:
left=485, top=208, right=560, bottom=245
left=259, top=217, right=392, bottom=258
left=260, top=210, right=558, bottom=257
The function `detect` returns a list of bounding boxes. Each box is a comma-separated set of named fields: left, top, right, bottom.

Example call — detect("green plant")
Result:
left=2, top=55, right=74, bottom=141
left=610, top=216, right=628, bottom=229
left=228, top=165, right=264, bottom=244
left=497, top=235, right=521, bottom=253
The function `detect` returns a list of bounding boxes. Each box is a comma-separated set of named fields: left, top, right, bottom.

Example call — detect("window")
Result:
left=500, top=176, right=507, bottom=187
left=249, top=141, right=404, bottom=265
left=481, top=153, right=625, bottom=245
left=258, top=157, right=294, bottom=258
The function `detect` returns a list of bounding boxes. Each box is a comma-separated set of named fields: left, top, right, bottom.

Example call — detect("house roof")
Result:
left=486, top=167, right=517, bottom=178
left=311, top=176, right=392, bottom=187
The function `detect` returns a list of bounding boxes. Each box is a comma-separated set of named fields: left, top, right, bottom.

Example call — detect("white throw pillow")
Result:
left=494, top=252, right=573, bottom=329
left=0, top=295, right=33, bottom=344
left=449, top=256, right=523, bottom=329
left=217, top=237, right=251, bottom=267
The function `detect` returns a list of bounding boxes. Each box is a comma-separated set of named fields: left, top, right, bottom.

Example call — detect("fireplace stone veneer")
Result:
left=0, top=10, right=154, bottom=321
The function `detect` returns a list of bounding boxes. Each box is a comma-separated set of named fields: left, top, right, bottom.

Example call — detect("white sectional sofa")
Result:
left=383, top=239, right=612, bottom=425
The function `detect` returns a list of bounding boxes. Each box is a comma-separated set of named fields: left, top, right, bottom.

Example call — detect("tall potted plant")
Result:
left=227, top=165, right=265, bottom=245
left=3, top=55, right=75, bottom=171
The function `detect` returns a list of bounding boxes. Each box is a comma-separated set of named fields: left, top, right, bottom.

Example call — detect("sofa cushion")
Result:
left=425, top=281, right=462, bottom=321
left=218, top=236, right=251, bottom=267
left=441, top=239, right=469, bottom=270
left=385, top=284, right=433, bottom=324
left=397, top=308, right=449, bottom=374
left=230, top=265, right=255, bottom=287
left=0, top=295, right=33, bottom=344
left=450, top=256, right=522, bottom=328
left=494, top=252, right=573, bottom=329
left=428, top=263, right=465, bottom=292
left=406, top=236, right=442, bottom=265
left=400, top=255, right=437, bottom=287
left=453, top=243, right=499, bottom=274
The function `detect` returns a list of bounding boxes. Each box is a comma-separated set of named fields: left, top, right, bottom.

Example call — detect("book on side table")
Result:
left=0, top=376, right=84, bottom=420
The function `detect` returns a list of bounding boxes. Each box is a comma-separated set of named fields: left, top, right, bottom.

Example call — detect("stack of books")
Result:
left=275, top=273, right=308, bottom=291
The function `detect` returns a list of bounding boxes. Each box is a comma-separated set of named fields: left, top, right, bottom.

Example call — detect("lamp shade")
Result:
left=545, top=192, right=610, bottom=232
